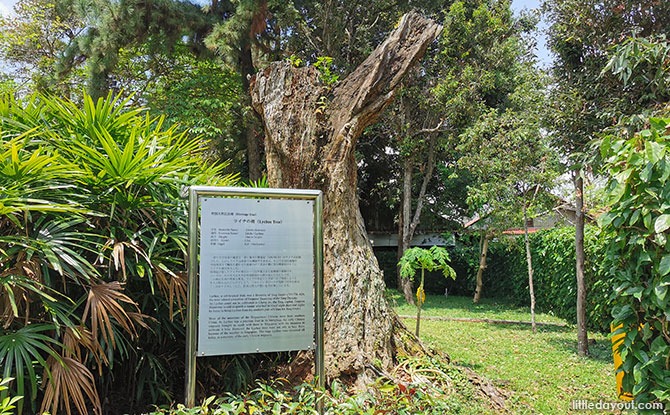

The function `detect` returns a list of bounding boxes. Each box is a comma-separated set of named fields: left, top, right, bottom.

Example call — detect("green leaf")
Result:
left=654, top=284, right=668, bottom=302
left=645, top=141, right=665, bottom=164
left=654, top=214, right=670, bottom=234
left=659, top=255, right=670, bottom=277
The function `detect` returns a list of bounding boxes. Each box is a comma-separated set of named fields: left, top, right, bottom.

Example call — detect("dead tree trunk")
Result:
left=251, top=12, right=442, bottom=385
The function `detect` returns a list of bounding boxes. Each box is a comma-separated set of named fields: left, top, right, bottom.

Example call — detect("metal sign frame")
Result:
left=185, top=186, right=324, bottom=411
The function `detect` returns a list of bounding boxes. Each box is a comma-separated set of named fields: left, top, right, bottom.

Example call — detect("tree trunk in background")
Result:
left=251, top=12, right=442, bottom=384
left=473, top=232, right=489, bottom=304
left=398, top=157, right=416, bottom=304
left=397, top=135, right=437, bottom=304
left=244, top=112, right=263, bottom=181
left=575, top=172, right=589, bottom=355
left=523, top=207, right=537, bottom=333
left=239, top=44, right=264, bottom=182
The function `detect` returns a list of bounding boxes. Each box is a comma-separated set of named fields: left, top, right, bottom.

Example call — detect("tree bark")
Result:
left=238, top=44, right=264, bottom=182
left=523, top=206, right=537, bottom=334
left=398, top=157, right=416, bottom=304
left=397, top=133, right=438, bottom=304
left=473, top=232, right=489, bottom=304
left=250, top=12, right=442, bottom=384
left=575, top=172, right=589, bottom=355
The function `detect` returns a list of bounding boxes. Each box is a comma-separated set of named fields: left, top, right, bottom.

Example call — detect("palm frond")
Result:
left=62, top=326, right=108, bottom=375
left=0, top=261, right=78, bottom=331
left=81, top=281, right=145, bottom=348
left=0, top=324, right=62, bottom=414
left=15, top=217, right=103, bottom=285
left=155, top=267, right=187, bottom=320
left=41, top=355, right=102, bottom=415
left=0, top=259, right=42, bottom=328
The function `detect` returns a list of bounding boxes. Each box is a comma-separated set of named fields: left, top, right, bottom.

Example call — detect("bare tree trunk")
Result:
left=239, top=45, right=264, bottom=182
left=251, top=11, right=442, bottom=384
left=473, top=232, right=489, bottom=304
left=523, top=206, right=537, bottom=334
left=244, top=114, right=263, bottom=181
left=397, top=134, right=438, bottom=304
left=398, top=157, right=415, bottom=304
left=575, top=172, right=589, bottom=355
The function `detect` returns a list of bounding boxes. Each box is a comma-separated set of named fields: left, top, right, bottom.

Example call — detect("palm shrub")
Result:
left=0, top=93, right=237, bottom=414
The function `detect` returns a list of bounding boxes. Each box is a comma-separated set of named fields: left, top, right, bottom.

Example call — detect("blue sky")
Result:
left=510, top=0, right=552, bottom=67
left=0, top=0, right=12, bottom=16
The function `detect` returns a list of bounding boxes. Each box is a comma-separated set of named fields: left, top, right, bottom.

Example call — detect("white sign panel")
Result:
left=197, top=197, right=315, bottom=355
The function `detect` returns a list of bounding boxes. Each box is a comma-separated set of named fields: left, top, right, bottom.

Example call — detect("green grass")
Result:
left=390, top=291, right=621, bottom=415
left=389, top=291, right=567, bottom=324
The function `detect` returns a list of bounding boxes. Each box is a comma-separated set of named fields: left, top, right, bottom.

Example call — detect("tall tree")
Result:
left=458, top=62, right=558, bottom=324
left=545, top=0, right=670, bottom=355
left=0, top=0, right=86, bottom=97
left=251, top=11, right=441, bottom=384
left=365, top=0, right=539, bottom=303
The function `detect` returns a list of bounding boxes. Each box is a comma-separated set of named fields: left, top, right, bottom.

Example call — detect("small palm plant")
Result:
left=1, top=92, right=237, bottom=414
left=398, top=246, right=456, bottom=338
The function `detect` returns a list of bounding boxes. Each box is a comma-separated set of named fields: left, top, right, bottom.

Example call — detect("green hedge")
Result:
left=600, top=115, right=670, bottom=404
left=484, top=226, right=614, bottom=333
left=376, top=227, right=614, bottom=333
left=405, top=227, right=613, bottom=332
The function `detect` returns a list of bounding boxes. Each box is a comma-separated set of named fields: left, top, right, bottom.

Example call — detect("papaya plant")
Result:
left=398, top=246, right=456, bottom=337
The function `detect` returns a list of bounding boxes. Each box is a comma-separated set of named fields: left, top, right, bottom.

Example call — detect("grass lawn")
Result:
left=389, top=291, right=622, bottom=415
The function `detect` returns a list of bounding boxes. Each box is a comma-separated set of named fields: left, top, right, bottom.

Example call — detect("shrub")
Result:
left=480, top=226, right=614, bottom=333
left=0, top=93, right=237, bottom=414
left=600, top=115, right=670, bottom=404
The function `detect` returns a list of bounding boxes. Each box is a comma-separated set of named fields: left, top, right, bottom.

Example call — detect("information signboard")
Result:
left=185, top=187, right=324, bottom=412
left=197, top=197, right=315, bottom=355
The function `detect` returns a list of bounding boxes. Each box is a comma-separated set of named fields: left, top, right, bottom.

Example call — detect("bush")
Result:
left=600, top=115, right=670, bottom=405
left=0, top=93, right=237, bottom=414
left=478, top=226, right=614, bottom=333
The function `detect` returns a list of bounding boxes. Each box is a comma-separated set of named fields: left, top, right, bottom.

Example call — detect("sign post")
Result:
left=186, top=186, right=324, bottom=412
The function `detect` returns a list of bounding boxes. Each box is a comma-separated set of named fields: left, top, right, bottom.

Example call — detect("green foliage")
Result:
left=313, top=56, right=339, bottom=86
left=149, top=357, right=493, bottom=415
left=287, top=55, right=304, bottom=67
left=600, top=115, right=670, bottom=405
left=0, top=378, right=22, bottom=415
left=603, top=34, right=670, bottom=106
left=144, top=52, right=246, bottom=172
left=0, top=92, right=237, bottom=414
left=546, top=0, right=670, bottom=160
left=0, top=0, right=86, bottom=97
left=399, top=246, right=456, bottom=282
left=457, top=65, right=558, bottom=234
left=480, top=227, right=614, bottom=333
left=399, top=246, right=456, bottom=336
